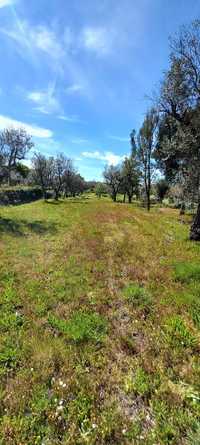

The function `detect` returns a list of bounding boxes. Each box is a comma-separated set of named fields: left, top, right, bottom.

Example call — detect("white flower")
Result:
left=62, top=383, right=67, bottom=388
left=92, top=423, right=97, bottom=429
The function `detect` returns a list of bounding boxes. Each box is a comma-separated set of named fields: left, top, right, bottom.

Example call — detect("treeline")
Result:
left=0, top=128, right=91, bottom=199
left=105, top=19, right=200, bottom=241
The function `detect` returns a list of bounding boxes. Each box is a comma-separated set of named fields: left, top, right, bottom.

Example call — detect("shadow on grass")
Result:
left=0, top=217, right=57, bottom=236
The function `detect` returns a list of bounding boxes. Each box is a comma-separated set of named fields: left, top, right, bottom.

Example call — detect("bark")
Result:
left=123, top=193, right=126, bottom=203
left=190, top=201, right=200, bottom=240
left=128, top=195, right=132, bottom=203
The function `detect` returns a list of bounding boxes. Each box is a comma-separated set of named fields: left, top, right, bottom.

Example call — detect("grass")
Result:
left=0, top=195, right=199, bottom=444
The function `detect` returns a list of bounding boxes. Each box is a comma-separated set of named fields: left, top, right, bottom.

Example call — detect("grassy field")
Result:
left=0, top=195, right=199, bottom=445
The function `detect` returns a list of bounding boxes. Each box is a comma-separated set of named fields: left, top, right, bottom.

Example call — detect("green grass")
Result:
left=48, top=311, right=107, bottom=343
left=174, top=261, right=200, bottom=283
left=0, top=195, right=199, bottom=444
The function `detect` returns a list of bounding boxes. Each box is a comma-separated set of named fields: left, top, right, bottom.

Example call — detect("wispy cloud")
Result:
left=0, top=115, right=53, bottom=138
left=65, top=83, right=84, bottom=95
left=0, top=0, right=15, bottom=8
left=81, top=150, right=125, bottom=166
left=81, top=26, right=112, bottom=56
left=1, top=20, right=65, bottom=64
left=57, top=114, right=83, bottom=123
left=27, top=84, right=61, bottom=115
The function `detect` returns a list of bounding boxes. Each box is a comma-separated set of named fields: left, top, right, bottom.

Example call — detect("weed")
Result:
left=122, top=282, right=153, bottom=312
left=124, top=367, right=151, bottom=397
left=48, top=311, right=107, bottom=343
left=164, top=315, right=197, bottom=348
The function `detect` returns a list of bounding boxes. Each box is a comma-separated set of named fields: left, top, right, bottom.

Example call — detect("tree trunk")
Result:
left=146, top=189, right=150, bottom=211
left=190, top=201, right=200, bottom=240
left=128, top=195, right=132, bottom=203
left=7, top=169, right=11, bottom=187
left=112, top=194, right=117, bottom=202
left=123, top=193, right=126, bottom=203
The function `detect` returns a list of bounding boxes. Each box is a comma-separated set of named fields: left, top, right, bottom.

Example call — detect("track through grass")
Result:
left=0, top=195, right=199, bottom=444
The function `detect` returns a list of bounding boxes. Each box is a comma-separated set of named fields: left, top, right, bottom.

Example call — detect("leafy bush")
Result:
left=48, top=311, right=107, bottom=343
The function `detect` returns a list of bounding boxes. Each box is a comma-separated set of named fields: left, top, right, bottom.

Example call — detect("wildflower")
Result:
left=92, top=423, right=97, bottom=429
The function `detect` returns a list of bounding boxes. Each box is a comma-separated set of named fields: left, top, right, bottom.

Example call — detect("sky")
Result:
left=0, top=0, right=200, bottom=180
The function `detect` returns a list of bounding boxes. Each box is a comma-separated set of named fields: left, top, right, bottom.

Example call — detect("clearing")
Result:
left=0, top=195, right=199, bottom=444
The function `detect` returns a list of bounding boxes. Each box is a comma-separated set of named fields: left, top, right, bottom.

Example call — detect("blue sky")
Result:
left=0, top=0, right=200, bottom=180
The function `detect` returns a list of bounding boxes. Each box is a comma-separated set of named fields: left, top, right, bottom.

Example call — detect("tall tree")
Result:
left=136, top=108, right=158, bottom=211
left=32, top=153, right=53, bottom=199
left=121, top=156, right=140, bottom=203
left=51, top=154, right=70, bottom=200
left=0, top=128, right=33, bottom=185
left=103, top=165, right=121, bottom=202
left=156, top=20, right=200, bottom=239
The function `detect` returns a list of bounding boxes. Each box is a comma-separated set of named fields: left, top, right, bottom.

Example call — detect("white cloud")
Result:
left=0, top=0, right=14, bottom=7
left=0, top=115, right=53, bottom=138
left=81, top=150, right=125, bottom=166
left=1, top=21, right=65, bottom=61
left=27, top=84, right=61, bottom=115
left=81, top=26, right=111, bottom=55
left=65, top=83, right=84, bottom=95
left=57, top=114, right=83, bottom=123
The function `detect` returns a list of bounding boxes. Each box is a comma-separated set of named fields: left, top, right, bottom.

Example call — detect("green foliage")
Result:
left=190, top=302, right=200, bottom=329
left=156, top=179, right=169, bottom=202
left=165, top=315, right=197, bottom=348
left=0, top=340, right=21, bottom=372
left=122, top=282, right=153, bottom=311
left=124, top=367, right=151, bottom=396
left=0, top=312, right=24, bottom=332
left=48, top=311, right=107, bottom=343
left=174, top=262, right=200, bottom=283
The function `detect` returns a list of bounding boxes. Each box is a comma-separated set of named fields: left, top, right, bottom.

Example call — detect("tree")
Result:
left=156, top=179, right=169, bottom=203
left=156, top=20, right=200, bottom=239
left=136, top=108, right=158, bottom=211
left=121, top=156, right=140, bottom=203
left=51, top=154, right=70, bottom=200
left=95, top=182, right=107, bottom=198
left=0, top=128, right=34, bottom=185
left=32, top=153, right=53, bottom=199
left=103, top=165, right=121, bottom=202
